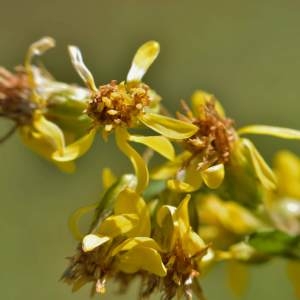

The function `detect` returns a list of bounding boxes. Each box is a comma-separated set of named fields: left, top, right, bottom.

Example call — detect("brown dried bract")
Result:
left=0, top=67, right=36, bottom=125
left=62, top=243, right=112, bottom=296
left=86, top=80, right=150, bottom=133
left=178, top=99, right=236, bottom=170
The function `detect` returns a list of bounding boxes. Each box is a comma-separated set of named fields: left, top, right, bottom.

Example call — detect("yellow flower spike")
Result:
left=116, top=246, right=167, bottom=276
left=242, top=138, right=277, bottom=190
left=68, top=202, right=98, bottom=241
left=201, top=163, right=225, bottom=189
left=287, top=261, right=300, bottom=299
left=139, top=112, right=198, bottom=139
left=238, top=125, right=300, bottom=140
left=102, top=168, right=117, bottom=190
left=227, top=261, right=250, bottom=297
left=33, top=114, right=65, bottom=155
left=82, top=234, right=110, bottom=252
left=126, top=41, right=160, bottom=82
left=97, top=214, right=139, bottom=237
left=68, top=46, right=97, bottom=92
left=52, top=128, right=96, bottom=162
left=128, top=134, right=175, bottom=161
left=25, top=36, right=55, bottom=85
left=115, top=127, right=149, bottom=194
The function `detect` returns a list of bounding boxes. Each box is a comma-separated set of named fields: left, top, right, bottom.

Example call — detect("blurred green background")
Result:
left=1, top=0, right=300, bottom=299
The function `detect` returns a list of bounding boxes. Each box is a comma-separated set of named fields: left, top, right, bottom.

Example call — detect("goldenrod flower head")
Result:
left=56, top=41, right=198, bottom=192
left=153, top=90, right=300, bottom=195
left=63, top=188, right=166, bottom=294
left=151, top=195, right=208, bottom=300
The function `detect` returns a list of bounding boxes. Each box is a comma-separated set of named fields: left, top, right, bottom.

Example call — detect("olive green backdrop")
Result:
left=0, top=0, right=299, bottom=299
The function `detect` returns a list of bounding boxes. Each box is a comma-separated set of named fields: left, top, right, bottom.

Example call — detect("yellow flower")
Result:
left=63, top=188, right=166, bottom=294
left=53, top=41, right=198, bottom=192
left=152, top=90, right=300, bottom=192
left=0, top=37, right=89, bottom=172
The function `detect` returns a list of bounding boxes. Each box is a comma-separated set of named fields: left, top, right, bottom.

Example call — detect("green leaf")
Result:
left=248, top=230, right=300, bottom=258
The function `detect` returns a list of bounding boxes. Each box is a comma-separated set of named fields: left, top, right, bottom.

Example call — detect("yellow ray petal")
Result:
left=82, top=234, right=110, bottom=252
left=242, top=138, right=277, bottom=190
left=68, top=46, right=97, bottom=92
left=129, top=134, right=175, bottom=161
left=191, top=90, right=225, bottom=118
left=151, top=151, right=191, bottom=180
left=238, top=125, right=300, bottom=140
left=175, top=194, right=191, bottom=231
left=68, top=202, right=98, bottom=241
left=114, top=189, right=151, bottom=237
left=52, top=128, right=96, bottom=162
left=117, top=246, right=167, bottom=276
left=126, top=41, right=160, bottom=82
left=201, top=163, right=225, bottom=189
left=167, top=179, right=198, bottom=193
left=97, top=214, right=139, bottom=237
left=139, top=113, right=198, bottom=139
left=115, top=127, right=149, bottom=193
left=287, top=261, right=300, bottom=299
left=182, top=230, right=207, bottom=257
left=227, top=261, right=250, bottom=297
left=33, top=115, right=65, bottom=154
left=19, top=126, right=75, bottom=173
left=102, top=168, right=117, bottom=190
left=111, top=237, right=161, bottom=256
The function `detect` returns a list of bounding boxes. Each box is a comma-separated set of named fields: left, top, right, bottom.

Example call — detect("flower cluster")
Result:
left=2, top=37, right=300, bottom=299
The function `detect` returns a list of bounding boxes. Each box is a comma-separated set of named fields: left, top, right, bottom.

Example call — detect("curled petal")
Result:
left=68, top=46, right=97, bottom=92
left=117, top=246, right=167, bottom=276
left=115, top=127, right=149, bottom=193
left=238, top=125, right=300, bottom=140
left=139, top=113, right=198, bottom=139
left=52, top=128, right=96, bottom=162
left=129, top=134, right=175, bottom=161
left=201, top=163, right=225, bottom=189
left=33, top=115, right=65, bottom=154
left=242, top=138, right=277, bottom=190
left=82, top=234, right=110, bottom=252
left=126, top=41, right=160, bottom=82
left=19, top=126, right=75, bottom=173
left=25, top=37, right=55, bottom=75
left=68, top=202, right=98, bottom=240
